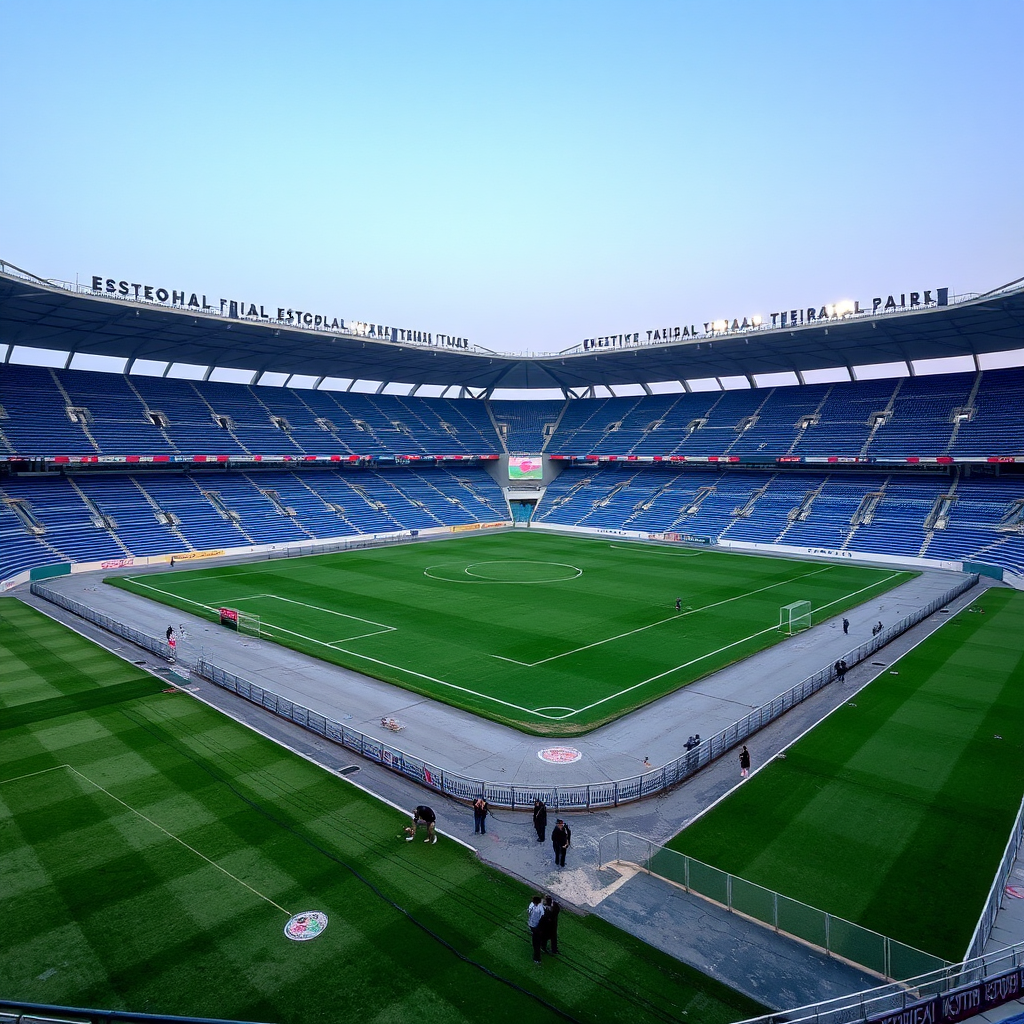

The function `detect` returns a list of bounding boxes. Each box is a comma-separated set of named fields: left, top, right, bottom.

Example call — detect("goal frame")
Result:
left=237, top=610, right=261, bottom=639
left=779, top=600, right=812, bottom=635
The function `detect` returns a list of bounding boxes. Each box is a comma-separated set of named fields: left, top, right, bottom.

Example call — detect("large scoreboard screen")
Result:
left=508, top=456, right=543, bottom=481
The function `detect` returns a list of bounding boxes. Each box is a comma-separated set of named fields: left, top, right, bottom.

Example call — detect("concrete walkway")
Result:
left=12, top=565, right=1011, bottom=1013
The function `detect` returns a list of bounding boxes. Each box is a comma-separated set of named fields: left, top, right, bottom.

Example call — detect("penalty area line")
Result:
left=495, top=563, right=834, bottom=668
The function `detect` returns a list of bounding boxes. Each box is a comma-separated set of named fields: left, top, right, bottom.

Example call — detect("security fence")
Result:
left=731, top=940, right=1024, bottom=1024
left=597, top=830, right=948, bottom=982
left=189, top=572, right=978, bottom=811
left=964, top=788, right=1024, bottom=962
left=30, top=582, right=174, bottom=661
left=30, top=572, right=979, bottom=815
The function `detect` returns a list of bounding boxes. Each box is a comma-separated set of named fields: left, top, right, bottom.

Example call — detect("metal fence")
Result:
left=964, top=790, right=1024, bottom=962
left=30, top=582, right=174, bottom=661
left=188, top=572, right=978, bottom=812
left=598, top=830, right=948, bottom=982
left=728, top=941, right=1024, bottom=1024
left=28, top=571, right=977, bottom=815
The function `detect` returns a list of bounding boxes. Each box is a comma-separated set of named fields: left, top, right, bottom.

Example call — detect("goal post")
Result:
left=219, top=607, right=261, bottom=639
left=779, top=600, right=812, bottom=635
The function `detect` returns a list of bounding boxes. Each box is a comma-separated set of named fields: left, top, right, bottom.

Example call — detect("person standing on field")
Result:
left=842, top=617, right=849, bottom=635
left=540, top=894, right=561, bottom=954
left=551, top=819, right=571, bottom=867
left=533, top=799, right=547, bottom=843
left=472, top=795, right=488, bottom=835
left=527, top=895, right=545, bottom=964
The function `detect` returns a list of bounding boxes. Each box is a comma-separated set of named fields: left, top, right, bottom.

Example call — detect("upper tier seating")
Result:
left=2, top=364, right=1024, bottom=459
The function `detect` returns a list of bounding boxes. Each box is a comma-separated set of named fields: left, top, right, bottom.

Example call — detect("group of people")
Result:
left=684, top=734, right=701, bottom=750
left=532, top=800, right=571, bottom=866
left=527, top=893, right=562, bottom=963
left=871, top=620, right=884, bottom=636
left=833, top=659, right=848, bottom=682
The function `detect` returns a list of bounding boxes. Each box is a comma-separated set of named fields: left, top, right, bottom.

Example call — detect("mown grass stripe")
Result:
left=0, top=677, right=167, bottom=731
left=668, top=587, right=1024, bottom=961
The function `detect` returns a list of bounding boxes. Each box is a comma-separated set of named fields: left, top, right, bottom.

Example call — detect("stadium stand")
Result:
left=1, top=361, right=1023, bottom=583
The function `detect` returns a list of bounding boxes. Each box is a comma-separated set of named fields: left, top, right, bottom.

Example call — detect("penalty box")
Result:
left=221, top=594, right=396, bottom=646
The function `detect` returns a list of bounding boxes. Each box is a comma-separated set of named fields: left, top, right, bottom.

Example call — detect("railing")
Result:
left=30, top=582, right=173, bottom=661
left=964, top=790, right=1024, bottom=962
left=31, top=573, right=978, bottom=815
left=728, top=941, right=1024, bottom=1024
left=0, top=997, right=270, bottom=1024
left=597, top=830, right=948, bottom=982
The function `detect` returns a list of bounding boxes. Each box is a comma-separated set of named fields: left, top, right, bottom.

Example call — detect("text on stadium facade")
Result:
left=581, top=286, right=949, bottom=351
left=89, top=276, right=469, bottom=349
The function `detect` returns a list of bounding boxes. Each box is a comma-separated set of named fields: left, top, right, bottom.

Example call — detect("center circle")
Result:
left=463, top=560, right=582, bottom=583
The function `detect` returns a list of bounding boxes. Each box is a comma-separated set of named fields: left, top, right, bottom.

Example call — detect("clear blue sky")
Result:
left=2, top=1, right=1021, bottom=356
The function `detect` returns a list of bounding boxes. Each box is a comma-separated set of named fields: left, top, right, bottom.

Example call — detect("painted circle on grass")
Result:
left=284, top=910, right=329, bottom=941
left=538, top=746, right=583, bottom=764
left=424, top=561, right=583, bottom=584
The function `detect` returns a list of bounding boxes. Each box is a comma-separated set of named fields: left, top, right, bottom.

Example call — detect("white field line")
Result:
left=122, top=559, right=906, bottom=725
left=545, top=570, right=910, bottom=720
left=493, top=564, right=835, bottom=667
left=1, top=764, right=291, bottom=915
left=232, top=594, right=395, bottom=633
left=609, top=543, right=699, bottom=557
left=321, top=644, right=552, bottom=719
left=231, top=594, right=396, bottom=645
left=123, top=581, right=394, bottom=649
left=122, top=575, right=551, bottom=718
left=0, top=765, right=69, bottom=786
left=122, top=577, right=220, bottom=614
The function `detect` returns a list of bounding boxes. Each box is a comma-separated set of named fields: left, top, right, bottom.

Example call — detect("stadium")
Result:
left=2, top=257, right=1024, bottom=1024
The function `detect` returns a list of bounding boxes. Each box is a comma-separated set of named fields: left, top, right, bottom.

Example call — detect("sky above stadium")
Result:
left=2, top=1, right=1022, bottom=359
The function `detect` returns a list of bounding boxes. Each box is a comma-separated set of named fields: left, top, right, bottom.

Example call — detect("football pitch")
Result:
left=666, top=587, right=1024, bottom=963
left=0, top=599, right=764, bottom=1024
left=111, top=531, right=915, bottom=734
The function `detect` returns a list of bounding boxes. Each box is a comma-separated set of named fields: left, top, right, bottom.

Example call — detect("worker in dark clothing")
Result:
left=551, top=819, right=571, bottom=867
left=540, top=894, right=561, bottom=954
left=533, top=799, right=548, bottom=843
left=408, top=805, right=437, bottom=844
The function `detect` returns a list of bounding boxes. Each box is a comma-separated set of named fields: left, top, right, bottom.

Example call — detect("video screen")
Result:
left=508, top=456, right=543, bottom=481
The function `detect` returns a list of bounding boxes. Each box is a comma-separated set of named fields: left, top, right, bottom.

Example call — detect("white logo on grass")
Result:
left=284, top=911, right=328, bottom=941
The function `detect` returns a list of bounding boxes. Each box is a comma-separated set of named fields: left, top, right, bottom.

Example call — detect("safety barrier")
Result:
left=597, top=830, right=948, bottom=982
left=31, top=573, right=978, bottom=815
left=30, top=582, right=173, bottom=661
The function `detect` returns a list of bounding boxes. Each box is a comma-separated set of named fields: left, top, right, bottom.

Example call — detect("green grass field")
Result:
left=0, top=599, right=764, bottom=1024
left=667, top=587, right=1024, bottom=963
left=110, top=532, right=913, bottom=734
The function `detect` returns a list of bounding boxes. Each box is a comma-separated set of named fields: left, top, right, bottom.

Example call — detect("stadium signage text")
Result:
left=580, top=286, right=949, bottom=351
left=866, top=964, right=1024, bottom=1024
left=89, top=275, right=469, bottom=350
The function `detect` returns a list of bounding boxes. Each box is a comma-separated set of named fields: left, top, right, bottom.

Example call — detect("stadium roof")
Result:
left=1, top=262, right=1022, bottom=393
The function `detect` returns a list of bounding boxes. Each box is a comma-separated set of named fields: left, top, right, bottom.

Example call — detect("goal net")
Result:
left=779, top=600, right=812, bottom=635
left=237, top=611, right=261, bottom=639
left=219, top=607, right=261, bottom=639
